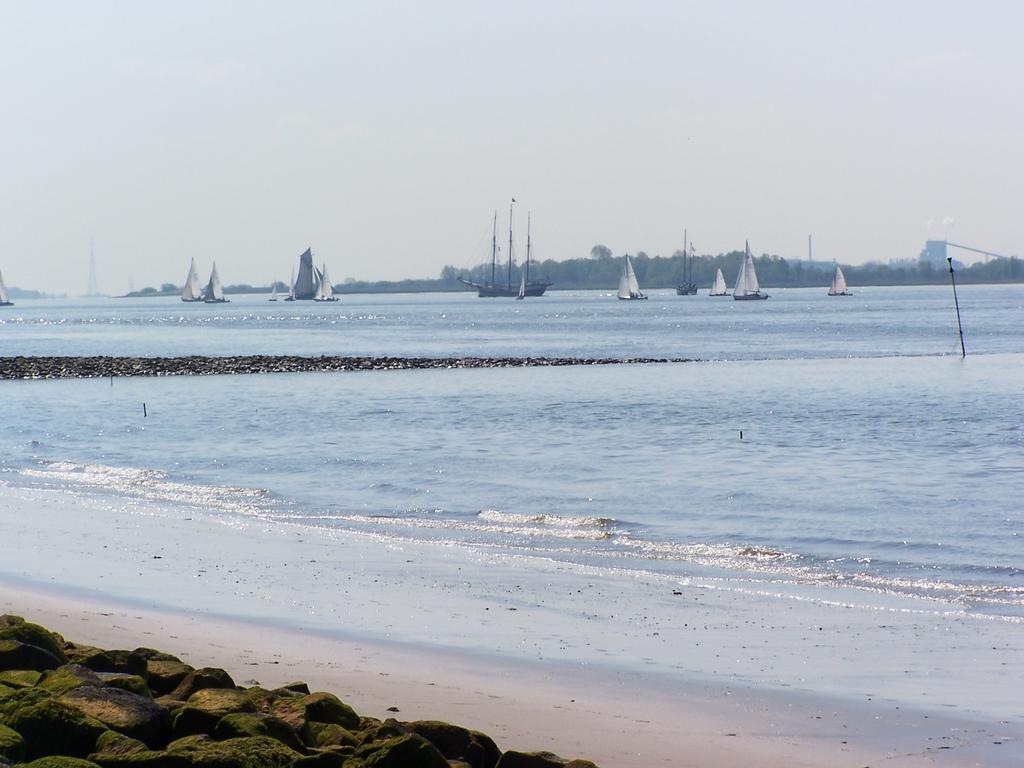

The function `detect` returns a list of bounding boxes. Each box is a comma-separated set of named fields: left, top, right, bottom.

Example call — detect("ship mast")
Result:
left=525, top=212, right=531, bottom=284
left=490, top=211, right=497, bottom=287
left=507, top=198, right=515, bottom=288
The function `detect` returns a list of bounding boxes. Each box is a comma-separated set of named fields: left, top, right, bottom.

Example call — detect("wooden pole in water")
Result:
left=143, top=402, right=147, bottom=418
left=946, top=256, right=966, bottom=358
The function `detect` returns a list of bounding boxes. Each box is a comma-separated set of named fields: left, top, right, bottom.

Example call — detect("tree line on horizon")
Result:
left=107, top=245, right=1023, bottom=297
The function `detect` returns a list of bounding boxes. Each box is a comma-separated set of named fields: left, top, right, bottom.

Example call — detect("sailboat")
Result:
left=732, top=241, right=768, bottom=301
left=676, top=231, right=697, bottom=295
left=314, top=264, right=338, bottom=302
left=516, top=272, right=526, bottom=300
left=828, top=263, right=851, bottom=296
left=618, top=255, right=647, bottom=300
left=459, top=201, right=552, bottom=297
left=202, top=262, right=229, bottom=303
left=269, top=281, right=278, bottom=301
left=181, top=258, right=203, bottom=302
left=285, top=268, right=296, bottom=301
left=709, top=268, right=729, bottom=296
left=0, top=270, right=12, bottom=307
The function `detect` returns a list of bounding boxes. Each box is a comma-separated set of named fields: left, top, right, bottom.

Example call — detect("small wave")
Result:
left=476, top=509, right=615, bottom=530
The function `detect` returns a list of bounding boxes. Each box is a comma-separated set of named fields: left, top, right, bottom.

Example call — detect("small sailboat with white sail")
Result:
left=181, top=258, right=203, bottom=302
left=314, top=264, right=338, bottom=302
left=618, top=255, right=647, bottom=300
left=516, top=272, right=526, bottom=300
left=269, top=281, right=278, bottom=301
left=0, top=270, right=13, bottom=307
left=732, top=241, right=768, bottom=301
left=202, top=262, right=229, bottom=303
left=828, top=263, right=851, bottom=296
left=285, top=269, right=296, bottom=301
left=709, top=268, right=729, bottom=296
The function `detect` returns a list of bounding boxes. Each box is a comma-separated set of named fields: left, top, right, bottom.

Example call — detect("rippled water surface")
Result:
left=2, top=286, right=1022, bottom=624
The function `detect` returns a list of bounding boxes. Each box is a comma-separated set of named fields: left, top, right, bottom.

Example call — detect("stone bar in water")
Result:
left=0, top=355, right=693, bottom=380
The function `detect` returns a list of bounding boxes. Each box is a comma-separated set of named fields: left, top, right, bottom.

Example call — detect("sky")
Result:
left=1, top=0, right=1022, bottom=294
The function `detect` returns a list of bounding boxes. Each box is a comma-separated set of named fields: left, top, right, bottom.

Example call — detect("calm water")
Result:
left=1, top=286, right=1022, bottom=624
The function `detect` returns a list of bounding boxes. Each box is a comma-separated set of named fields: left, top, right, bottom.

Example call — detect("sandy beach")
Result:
left=2, top=577, right=1019, bottom=767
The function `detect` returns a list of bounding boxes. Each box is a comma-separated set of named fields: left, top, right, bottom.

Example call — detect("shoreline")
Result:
left=2, top=577, right=1019, bottom=768
left=0, top=355, right=691, bottom=380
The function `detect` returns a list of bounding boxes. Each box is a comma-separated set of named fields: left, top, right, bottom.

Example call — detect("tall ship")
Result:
left=291, top=248, right=319, bottom=300
left=732, top=241, right=769, bottom=301
left=459, top=201, right=552, bottom=297
left=181, top=258, right=203, bottom=302
left=617, top=255, right=647, bottom=300
left=0, top=270, right=12, bottom=307
left=676, top=230, right=697, bottom=295
left=828, top=263, right=851, bottom=296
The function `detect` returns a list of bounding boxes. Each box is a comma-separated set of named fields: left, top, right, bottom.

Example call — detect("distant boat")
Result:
left=285, top=268, right=296, bottom=301
left=269, top=281, right=278, bottom=301
left=709, top=268, right=729, bottom=296
left=618, top=255, right=647, bottom=300
left=676, top=230, right=697, bottom=295
left=181, top=258, right=203, bottom=302
left=292, top=248, right=318, bottom=300
left=314, top=263, right=338, bottom=302
left=459, top=203, right=552, bottom=297
left=828, top=263, right=851, bottom=296
left=203, top=262, right=229, bottom=303
left=0, top=270, right=12, bottom=307
left=516, top=272, right=526, bottom=300
left=733, top=241, right=768, bottom=301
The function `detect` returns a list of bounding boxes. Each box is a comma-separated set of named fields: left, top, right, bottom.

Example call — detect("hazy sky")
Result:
left=2, top=0, right=1022, bottom=294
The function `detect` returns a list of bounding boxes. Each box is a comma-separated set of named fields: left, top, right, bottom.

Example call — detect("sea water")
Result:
left=1, top=286, right=1022, bottom=715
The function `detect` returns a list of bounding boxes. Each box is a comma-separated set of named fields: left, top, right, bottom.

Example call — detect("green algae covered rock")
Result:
left=58, top=685, right=169, bottom=745
left=166, top=668, right=235, bottom=701
left=349, top=733, right=449, bottom=768
left=166, top=734, right=301, bottom=768
left=292, top=752, right=348, bottom=768
left=92, top=730, right=148, bottom=757
left=494, top=752, right=599, bottom=768
left=0, top=688, right=107, bottom=759
left=144, top=661, right=193, bottom=698
left=213, top=712, right=305, bottom=752
left=97, top=673, right=152, bottom=699
left=0, top=639, right=63, bottom=672
left=88, top=732, right=191, bottom=768
left=302, top=721, right=358, bottom=749
left=169, top=706, right=220, bottom=739
left=0, top=669, right=43, bottom=689
left=409, top=721, right=501, bottom=768
left=39, top=665, right=106, bottom=694
left=76, top=650, right=149, bottom=679
left=186, top=688, right=255, bottom=718
left=302, top=693, right=359, bottom=730
left=20, top=757, right=103, bottom=768
left=0, top=616, right=67, bottom=664
left=0, top=721, right=26, bottom=763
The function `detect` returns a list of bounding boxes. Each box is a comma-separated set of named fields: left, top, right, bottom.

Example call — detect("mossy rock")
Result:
left=0, top=688, right=107, bottom=759
left=266, top=697, right=305, bottom=731
left=0, top=616, right=67, bottom=663
left=0, top=722, right=26, bottom=763
left=97, top=674, right=152, bottom=699
left=494, top=752, right=599, bottom=768
left=170, top=706, right=220, bottom=739
left=39, top=665, right=106, bottom=694
left=144, top=661, right=193, bottom=698
left=275, top=681, right=310, bottom=695
left=76, top=650, right=149, bottom=679
left=0, top=669, right=43, bottom=689
left=409, top=721, right=500, bottom=768
left=131, top=649, right=181, bottom=663
left=19, top=758, right=103, bottom=768
left=350, top=733, right=449, bottom=768
left=166, top=668, right=235, bottom=701
left=302, top=721, right=358, bottom=749
left=186, top=688, right=255, bottom=718
left=302, top=693, right=359, bottom=730
left=58, top=685, right=169, bottom=746
left=166, top=734, right=301, bottom=768
left=243, top=687, right=279, bottom=714
left=93, top=730, right=148, bottom=757
left=292, top=752, right=347, bottom=768
left=213, top=712, right=305, bottom=752
left=356, top=719, right=410, bottom=745
left=89, top=731, right=190, bottom=768
left=0, top=639, right=63, bottom=672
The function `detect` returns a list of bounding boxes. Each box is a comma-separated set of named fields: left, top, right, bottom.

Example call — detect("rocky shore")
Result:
left=0, top=356, right=690, bottom=380
left=0, top=615, right=599, bottom=768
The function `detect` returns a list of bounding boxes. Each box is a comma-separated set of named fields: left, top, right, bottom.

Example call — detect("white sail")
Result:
left=270, top=282, right=278, bottom=301
left=181, top=258, right=202, bottom=301
left=517, top=273, right=526, bottom=300
left=287, top=268, right=295, bottom=300
left=733, top=243, right=761, bottom=297
left=315, top=264, right=335, bottom=301
left=829, top=264, right=848, bottom=295
left=204, top=262, right=225, bottom=302
left=618, top=256, right=644, bottom=299
left=710, top=268, right=728, bottom=296
left=0, top=270, right=9, bottom=304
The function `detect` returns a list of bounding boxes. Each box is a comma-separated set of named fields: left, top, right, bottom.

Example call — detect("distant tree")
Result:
left=590, top=244, right=613, bottom=260
left=439, top=265, right=460, bottom=283
left=160, top=283, right=178, bottom=292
